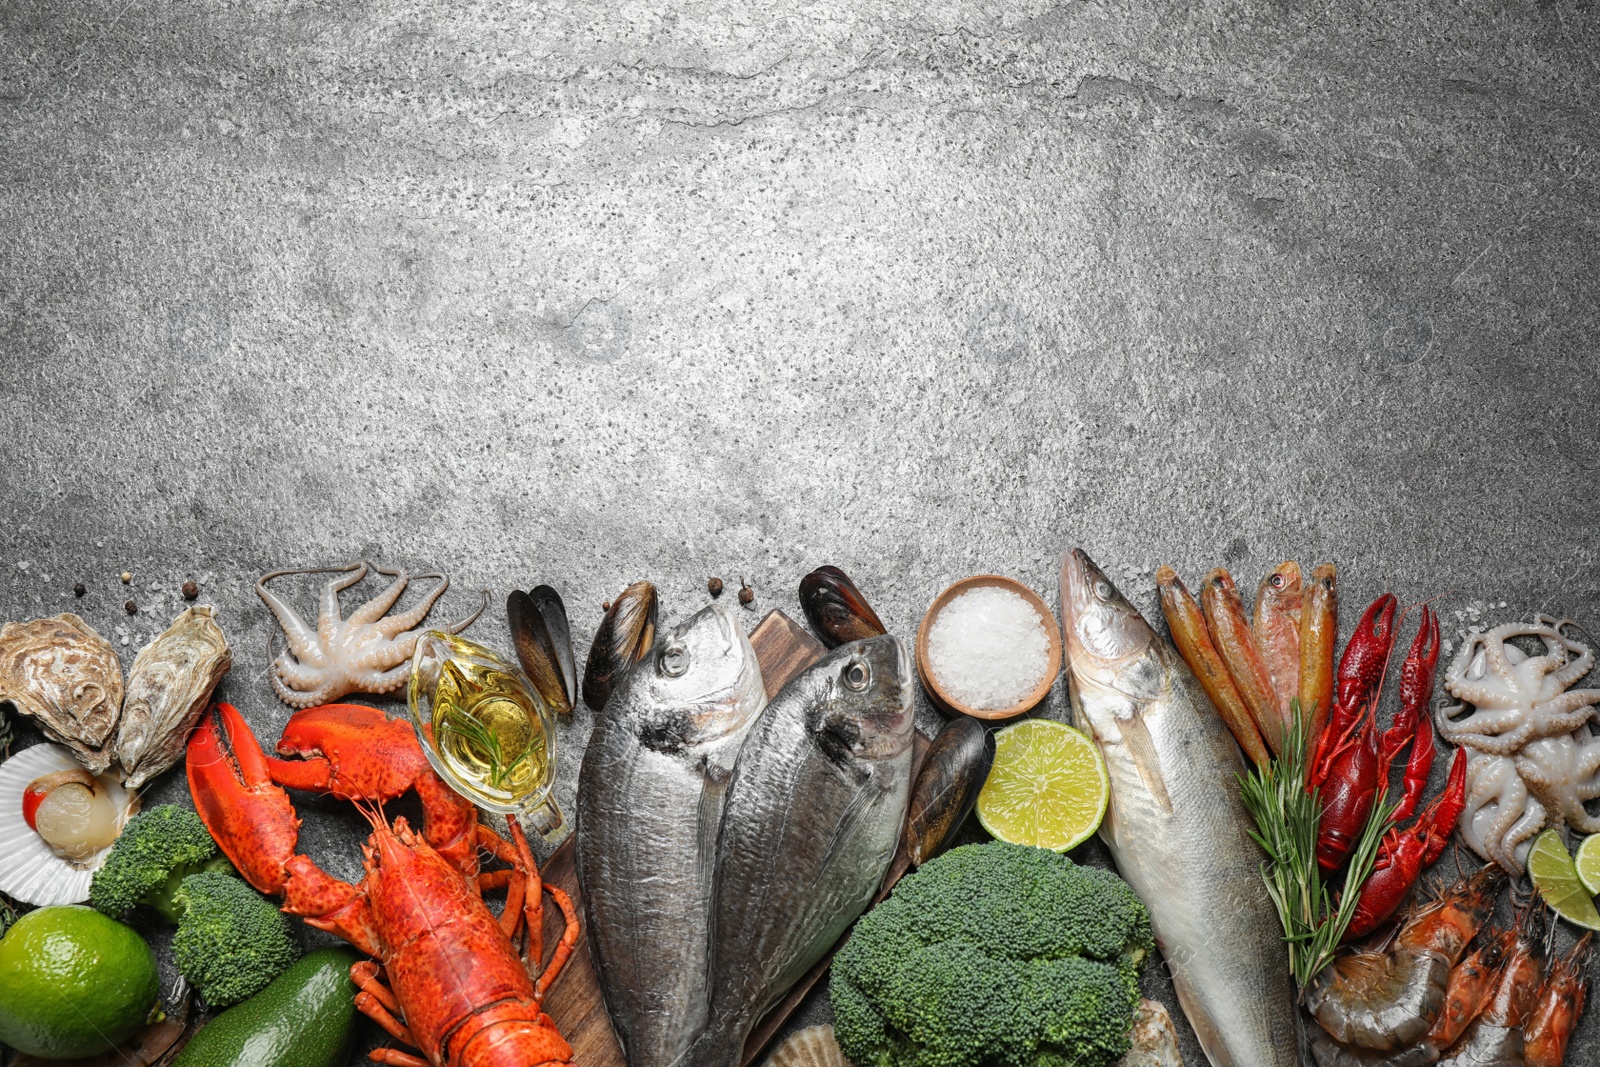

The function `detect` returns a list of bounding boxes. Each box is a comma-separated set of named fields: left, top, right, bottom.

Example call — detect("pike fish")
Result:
left=686, top=635, right=915, bottom=1067
left=1060, top=549, right=1300, bottom=1067
left=576, top=600, right=768, bottom=1067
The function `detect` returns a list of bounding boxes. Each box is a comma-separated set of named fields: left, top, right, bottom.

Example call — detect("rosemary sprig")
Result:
left=444, top=711, right=528, bottom=792
left=1239, top=700, right=1394, bottom=990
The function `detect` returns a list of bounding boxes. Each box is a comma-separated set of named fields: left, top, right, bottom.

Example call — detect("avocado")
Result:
left=173, top=947, right=361, bottom=1067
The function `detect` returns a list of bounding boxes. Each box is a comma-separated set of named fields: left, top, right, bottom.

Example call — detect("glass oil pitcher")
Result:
left=408, top=631, right=564, bottom=841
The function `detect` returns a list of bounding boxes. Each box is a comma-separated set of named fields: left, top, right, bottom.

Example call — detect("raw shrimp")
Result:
left=1307, top=865, right=1503, bottom=1051
left=1425, top=928, right=1511, bottom=1050
left=1307, top=1020, right=1436, bottom=1067
left=1437, top=910, right=1544, bottom=1067
left=1523, top=933, right=1591, bottom=1067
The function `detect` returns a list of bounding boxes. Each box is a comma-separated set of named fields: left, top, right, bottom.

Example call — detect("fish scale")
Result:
left=1061, top=549, right=1301, bottom=1067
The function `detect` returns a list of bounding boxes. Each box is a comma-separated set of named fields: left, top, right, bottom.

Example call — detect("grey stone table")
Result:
left=3, top=0, right=1598, bottom=1064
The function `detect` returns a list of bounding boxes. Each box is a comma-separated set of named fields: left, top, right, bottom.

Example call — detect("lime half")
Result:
left=976, top=719, right=1108, bottom=852
left=1529, top=829, right=1600, bottom=932
left=1575, top=834, right=1600, bottom=898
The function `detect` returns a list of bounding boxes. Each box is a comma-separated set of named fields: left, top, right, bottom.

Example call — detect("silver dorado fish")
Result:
left=686, top=635, right=915, bottom=1067
left=576, top=600, right=768, bottom=1067
left=1060, top=549, right=1299, bottom=1067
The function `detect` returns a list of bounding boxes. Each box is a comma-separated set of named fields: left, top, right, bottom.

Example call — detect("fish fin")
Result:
left=1118, top=708, right=1173, bottom=813
left=810, top=780, right=878, bottom=896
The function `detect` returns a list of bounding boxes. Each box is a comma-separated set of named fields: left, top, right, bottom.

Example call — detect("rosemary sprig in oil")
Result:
left=444, top=709, right=529, bottom=792
left=1239, top=699, right=1393, bottom=990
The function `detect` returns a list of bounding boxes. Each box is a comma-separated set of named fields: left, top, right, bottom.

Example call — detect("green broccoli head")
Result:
left=172, top=871, right=301, bottom=1007
left=90, top=805, right=232, bottom=921
left=831, top=842, right=1154, bottom=1067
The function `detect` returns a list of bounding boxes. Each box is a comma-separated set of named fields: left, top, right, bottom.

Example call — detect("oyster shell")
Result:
left=0, top=614, right=124, bottom=773
left=117, top=606, right=232, bottom=789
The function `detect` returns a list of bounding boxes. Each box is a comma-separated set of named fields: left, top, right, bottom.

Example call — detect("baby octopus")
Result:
left=1435, top=616, right=1600, bottom=874
left=258, top=562, right=487, bottom=709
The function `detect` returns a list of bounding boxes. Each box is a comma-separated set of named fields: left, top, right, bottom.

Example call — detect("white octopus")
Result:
left=257, top=561, right=486, bottom=709
left=1436, top=615, right=1600, bottom=874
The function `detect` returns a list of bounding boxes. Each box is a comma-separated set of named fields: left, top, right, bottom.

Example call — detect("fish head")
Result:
left=1258, top=560, right=1303, bottom=609
left=624, top=601, right=766, bottom=750
left=1060, top=549, right=1159, bottom=688
left=807, top=634, right=915, bottom=764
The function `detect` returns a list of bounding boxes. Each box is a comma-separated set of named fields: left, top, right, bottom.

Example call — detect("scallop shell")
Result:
left=763, top=1026, right=851, bottom=1067
left=117, top=606, right=232, bottom=789
left=0, top=743, right=139, bottom=905
left=0, top=613, right=124, bottom=773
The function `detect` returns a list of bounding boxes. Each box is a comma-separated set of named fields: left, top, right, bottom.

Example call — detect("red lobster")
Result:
left=187, top=702, right=579, bottom=1067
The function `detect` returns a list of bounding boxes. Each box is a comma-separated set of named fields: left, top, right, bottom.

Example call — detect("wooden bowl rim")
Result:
left=915, top=574, right=1062, bottom=721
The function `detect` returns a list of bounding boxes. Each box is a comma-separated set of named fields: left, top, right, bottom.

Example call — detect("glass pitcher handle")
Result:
left=519, top=794, right=566, bottom=845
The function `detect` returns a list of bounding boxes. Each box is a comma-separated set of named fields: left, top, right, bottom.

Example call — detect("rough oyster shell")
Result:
left=117, top=606, right=232, bottom=789
left=0, top=614, right=124, bottom=773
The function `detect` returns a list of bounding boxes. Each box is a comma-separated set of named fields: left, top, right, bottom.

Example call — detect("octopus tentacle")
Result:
left=347, top=564, right=411, bottom=628
left=1499, top=797, right=1546, bottom=874
left=317, top=562, right=370, bottom=645
left=373, top=574, right=452, bottom=638
left=364, top=661, right=413, bottom=695
left=257, top=577, right=324, bottom=662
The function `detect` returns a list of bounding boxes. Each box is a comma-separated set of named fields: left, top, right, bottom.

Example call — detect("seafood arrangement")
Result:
left=6, top=550, right=1600, bottom=1067
left=1437, top=616, right=1600, bottom=873
left=1061, top=549, right=1300, bottom=1066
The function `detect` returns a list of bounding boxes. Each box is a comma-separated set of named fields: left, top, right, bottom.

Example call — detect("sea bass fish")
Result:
left=686, top=635, right=915, bottom=1067
left=1060, top=549, right=1299, bottom=1067
left=576, top=600, right=768, bottom=1067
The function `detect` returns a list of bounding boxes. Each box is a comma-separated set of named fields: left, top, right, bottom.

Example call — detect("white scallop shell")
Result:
left=763, top=1026, right=851, bottom=1067
left=0, top=742, right=140, bottom=906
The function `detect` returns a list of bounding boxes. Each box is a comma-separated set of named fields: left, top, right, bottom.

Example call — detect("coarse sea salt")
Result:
left=927, top=585, right=1050, bottom=710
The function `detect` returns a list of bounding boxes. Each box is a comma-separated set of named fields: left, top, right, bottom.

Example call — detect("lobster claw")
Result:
left=188, top=702, right=300, bottom=896
left=187, top=703, right=367, bottom=933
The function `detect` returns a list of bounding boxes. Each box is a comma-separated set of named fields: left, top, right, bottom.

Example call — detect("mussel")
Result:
left=798, top=566, right=887, bottom=649
left=903, top=716, right=994, bottom=867
left=508, top=586, right=577, bottom=715
left=582, top=581, right=658, bottom=711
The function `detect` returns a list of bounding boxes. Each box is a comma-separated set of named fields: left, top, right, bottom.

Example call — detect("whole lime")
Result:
left=0, top=905, right=159, bottom=1059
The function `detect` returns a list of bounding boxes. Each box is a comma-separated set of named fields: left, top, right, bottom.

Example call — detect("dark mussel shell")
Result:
left=903, top=716, right=994, bottom=867
left=582, top=581, right=658, bottom=711
left=507, top=586, right=576, bottom=715
left=799, top=566, right=887, bottom=649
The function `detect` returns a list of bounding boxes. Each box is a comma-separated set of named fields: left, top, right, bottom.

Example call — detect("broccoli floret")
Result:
left=172, top=871, right=300, bottom=1007
left=90, top=805, right=233, bottom=921
left=831, top=842, right=1154, bottom=1067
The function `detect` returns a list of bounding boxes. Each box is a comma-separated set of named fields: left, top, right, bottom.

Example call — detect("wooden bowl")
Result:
left=915, top=574, right=1063, bottom=720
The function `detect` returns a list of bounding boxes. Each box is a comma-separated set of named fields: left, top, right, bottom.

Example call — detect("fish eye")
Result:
left=844, top=661, right=870, bottom=691
left=1270, top=574, right=1285, bottom=590
left=660, top=645, right=689, bottom=677
left=1094, top=581, right=1112, bottom=602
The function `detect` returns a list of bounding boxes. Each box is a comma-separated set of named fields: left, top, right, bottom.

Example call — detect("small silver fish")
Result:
left=1061, top=549, right=1299, bottom=1067
left=576, top=600, right=768, bottom=1067
left=687, top=635, right=915, bottom=1067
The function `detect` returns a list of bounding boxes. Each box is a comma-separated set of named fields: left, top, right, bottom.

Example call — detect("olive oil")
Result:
left=409, top=632, right=562, bottom=837
left=433, top=656, right=549, bottom=805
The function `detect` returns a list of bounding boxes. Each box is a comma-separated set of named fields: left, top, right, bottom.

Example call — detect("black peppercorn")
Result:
left=182, top=580, right=199, bottom=600
left=73, top=582, right=86, bottom=597
left=124, top=600, right=137, bottom=615
left=708, top=577, right=724, bottom=597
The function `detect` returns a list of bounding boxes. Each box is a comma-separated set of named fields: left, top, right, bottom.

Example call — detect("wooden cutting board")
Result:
left=538, top=609, right=929, bottom=1067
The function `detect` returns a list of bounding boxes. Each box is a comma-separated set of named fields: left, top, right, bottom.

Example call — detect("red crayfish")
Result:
left=187, top=702, right=579, bottom=1067
left=1307, top=596, right=1468, bottom=938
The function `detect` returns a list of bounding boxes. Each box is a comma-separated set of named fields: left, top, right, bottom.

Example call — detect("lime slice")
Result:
left=976, top=719, right=1108, bottom=852
left=1576, top=834, right=1600, bottom=897
left=1528, top=829, right=1600, bottom=932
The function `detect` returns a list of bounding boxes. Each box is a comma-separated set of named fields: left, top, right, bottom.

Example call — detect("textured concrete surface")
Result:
left=3, top=0, right=1599, bottom=1063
